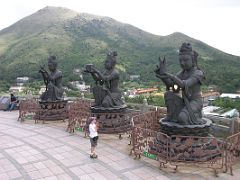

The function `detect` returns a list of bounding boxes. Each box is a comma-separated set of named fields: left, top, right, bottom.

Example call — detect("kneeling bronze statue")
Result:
left=85, top=51, right=125, bottom=109
left=36, top=55, right=67, bottom=122
left=155, top=43, right=205, bottom=125
left=39, top=56, right=64, bottom=102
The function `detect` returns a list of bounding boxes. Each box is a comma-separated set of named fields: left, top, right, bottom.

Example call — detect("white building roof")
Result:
left=220, top=93, right=240, bottom=99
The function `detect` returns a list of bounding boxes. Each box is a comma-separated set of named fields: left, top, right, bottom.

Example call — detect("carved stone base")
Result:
left=96, top=114, right=130, bottom=134
left=159, top=118, right=212, bottom=136
left=35, top=100, right=68, bottom=121
left=152, top=133, right=223, bottom=163
left=90, top=107, right=134, bottom=134
left=90, top=104, right=127, bottom=113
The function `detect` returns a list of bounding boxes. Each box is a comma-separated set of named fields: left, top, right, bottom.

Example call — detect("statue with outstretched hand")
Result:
left=155, top=43, right=205, bottom=125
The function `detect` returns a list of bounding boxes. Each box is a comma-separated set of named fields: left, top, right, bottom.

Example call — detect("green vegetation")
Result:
left=0, top=80, right=10, bottom=92
left=212, top=97, right=240, bottom=112
left=22, top=81, right=42, bottom=95
left=65, top=90, right=81, bottom=97
left=125, top=95, right=165, bottom=107
left=0, top=6, right=240, bottom=93
left=147, top=95, right=165, bottom=106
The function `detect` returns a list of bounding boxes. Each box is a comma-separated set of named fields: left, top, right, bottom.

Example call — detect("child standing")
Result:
left=89, top=117, right=98, bottom=158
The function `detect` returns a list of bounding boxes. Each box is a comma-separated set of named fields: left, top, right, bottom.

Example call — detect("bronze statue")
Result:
left=155, top=43, right=205, bottom=125
left=85, top=51, right=124, bottom=108
left=39, top=56, right=64, bottom=101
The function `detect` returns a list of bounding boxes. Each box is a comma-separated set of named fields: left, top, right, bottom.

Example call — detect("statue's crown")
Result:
left=107, top=51, right=117, bottom=62
left=48, top=55, right=57, bottom=64
left=179, top=43, right=193, bottom=55
left=107, top=51, right=117, bottom=57
left=179, top=43, right=199, bottom=67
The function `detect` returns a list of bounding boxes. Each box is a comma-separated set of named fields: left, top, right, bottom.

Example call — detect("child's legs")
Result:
left=91, top=146, right=96, bottom=154
left=90, top=138, right=97, bottom=154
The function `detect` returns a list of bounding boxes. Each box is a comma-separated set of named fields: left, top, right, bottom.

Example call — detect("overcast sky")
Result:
left=0, top=0, right=239, bottom=56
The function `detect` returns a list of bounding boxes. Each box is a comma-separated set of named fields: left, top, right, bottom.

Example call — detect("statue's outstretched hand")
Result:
left=39, top=65, right=46, bottom=73
left=155, top=56, right=167, bottom=76
left=159, top=56, right=167, bottom=75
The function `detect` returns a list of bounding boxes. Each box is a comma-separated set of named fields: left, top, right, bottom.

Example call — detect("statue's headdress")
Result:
left=179, top=43, right=198, bottom=68
left=106, top=51, right=117, bottom=65
left=48, top=55, right=57, bottom=66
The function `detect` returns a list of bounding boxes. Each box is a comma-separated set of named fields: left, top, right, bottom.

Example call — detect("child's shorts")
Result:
left=90, top=136, right=98, bottom=147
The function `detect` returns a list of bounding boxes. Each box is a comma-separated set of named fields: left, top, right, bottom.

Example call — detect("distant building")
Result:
left=128, top=88, right=158, bottom=97
left=70, top=81, right=90, bottom=91
left=73, top=68, right=83, bottom=80
left=220, top=93, right=240, bottom=99
left=16, top=76, right=30, bottom=86
left=129, top=75, right=140, bottom=81
left=73, top=68, right=81, bottom=74
left=207, top=85, right=218, bottom=92
left=203, top=106, right=239, bottom=119
left=135, top=88, right=158, bottom=95
left=9, top=86, right=24, bottom=93
left=16, top=76, right=30, bottom=82
left=202, top=91, right=220, bottom=106
left=202, top=106, right=220, bottom=116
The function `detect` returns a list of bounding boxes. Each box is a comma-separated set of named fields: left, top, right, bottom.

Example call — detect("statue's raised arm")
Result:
left=84, top=64, right=101, bottom=84
left=39, top=65, right=49, bottom=89
left=155, top=56, right=177, bottom=91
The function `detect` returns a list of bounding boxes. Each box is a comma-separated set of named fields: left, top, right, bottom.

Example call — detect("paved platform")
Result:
left=0, top=111, right=239, bottom=180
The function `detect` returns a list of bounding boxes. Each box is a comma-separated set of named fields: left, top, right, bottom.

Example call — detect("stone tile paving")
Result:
left=0, top=111, right=239, bottom=180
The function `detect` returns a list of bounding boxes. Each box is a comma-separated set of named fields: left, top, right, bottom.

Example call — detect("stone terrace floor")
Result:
left=0, top=111, right=240, bottom=180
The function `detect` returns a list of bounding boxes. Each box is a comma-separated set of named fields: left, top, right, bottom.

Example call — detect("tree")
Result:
left=0, top=81, right=10, bottom=92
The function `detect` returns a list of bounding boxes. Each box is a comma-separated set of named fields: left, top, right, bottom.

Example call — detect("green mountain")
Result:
left=0, top=6, right=239, bottom=92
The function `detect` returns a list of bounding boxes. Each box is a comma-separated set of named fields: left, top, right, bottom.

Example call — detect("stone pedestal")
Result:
left=35, top=100, right=68, bottom=122
left=90, top=104, right=127, bottom=113
left=159, top=118, right=212, bottom=136
left=90, top=105, right=132, bottom=134
left=152, top=118, right=222, bottom=164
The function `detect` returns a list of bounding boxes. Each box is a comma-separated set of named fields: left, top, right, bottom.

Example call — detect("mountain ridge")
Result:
left=0, top=6, right=239, bottom=92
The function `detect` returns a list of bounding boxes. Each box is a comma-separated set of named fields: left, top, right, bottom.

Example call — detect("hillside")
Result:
left=0, top=6, right=239, bottom=92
